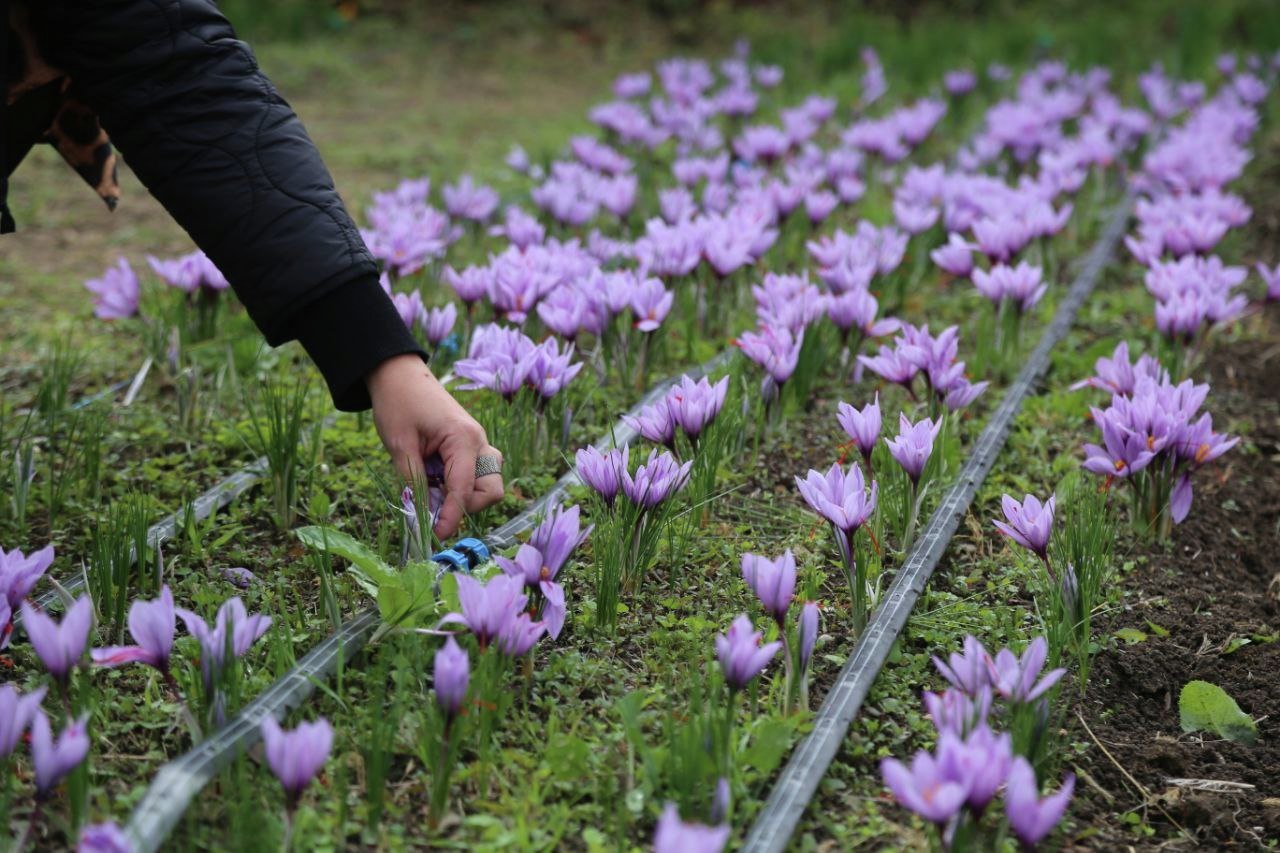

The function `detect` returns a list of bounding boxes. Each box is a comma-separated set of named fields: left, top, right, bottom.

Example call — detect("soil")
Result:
left=1070, top=312, right=1280, bottom=849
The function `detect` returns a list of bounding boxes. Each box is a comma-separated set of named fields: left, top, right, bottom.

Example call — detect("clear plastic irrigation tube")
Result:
left=10, top=458, right=267, bottom=632
left=123, top=350, right=735, bottom=851
left=740, top=195, right=1134, bottom=853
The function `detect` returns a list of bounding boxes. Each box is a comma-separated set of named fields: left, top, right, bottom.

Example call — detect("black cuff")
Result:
left=290, top=274, right=426, bottom=412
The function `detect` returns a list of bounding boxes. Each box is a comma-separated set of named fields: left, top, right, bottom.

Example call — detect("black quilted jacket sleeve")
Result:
left=31, top=0, right=424, bottom=411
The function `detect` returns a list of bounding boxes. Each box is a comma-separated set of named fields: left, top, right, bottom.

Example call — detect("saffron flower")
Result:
left=421, top=303, right=458, bottom=346
left=439, top=573, right=528, bottom=650
left=85, top=257, right=141, bottom=320
left=442, top=175, right=499, bottom=222
left=175, top=597, right=272, bottom=689
left=737, top=325, right=804, bottom=388
left=930, top=233, right=976, bottom=278
left=30, top=711, right=90, bottom=799
left=740, top=550, right=797, bottom=625
left=986, top=636, right=1065, bottom=703
left=939, top=726, right=1012, bottom=812
left=666, top=375, right=729, bottom=441
left=653, top=802, right=730, bottom=853
left=932, top=634, right=992, bottom=696
left=922, top=686, right=992, bottom=737
left=992, top=494, right=1055, bottom=562
left=630, top=277, right=674, bottom=332
left=1004, top=757, right=1075, bottom=847
left=880, top=750, right=968, bottom=825
left=836, top=394, right=881, bottom=468
left=795, top=462, right=879, bottom=550
left=621, top=449, right=692, bottom=509
left=92, top=585, right=177, bottom=673
left=78, top=822, right=133, bottom=853
left=433, top=636, right=470, bottom=720
left=496, top=611, right=547, bottom=657
left=1, top=543, right=54, bottom=647
left=972, top=262, right=1048, bottom=314
left=0, top=684, right=47, bottom=759
left=1256, top=261, right=1280, bottom=302
left=1081, top=416, right=1155, bottom=478
left=261, top=715, right=334, bottom=806
left=799, top=601, right=820, bottom=672
left=575, top=445, right=626, bottom=506
left=716, top=614, right=781, bottom=691
left=885, top=413, right=942, bottom=485
left=21, top=595, right=93, bottom=683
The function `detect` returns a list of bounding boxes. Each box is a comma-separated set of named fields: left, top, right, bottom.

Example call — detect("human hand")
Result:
left=366, top=353, right=504, bottom=539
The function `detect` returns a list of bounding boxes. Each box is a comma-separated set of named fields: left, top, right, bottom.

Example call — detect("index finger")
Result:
left=434, top=441, right=478, bottom=539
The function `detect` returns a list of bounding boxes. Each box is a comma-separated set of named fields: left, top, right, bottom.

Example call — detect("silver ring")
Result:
left=475, top=454, right=503, bottom=479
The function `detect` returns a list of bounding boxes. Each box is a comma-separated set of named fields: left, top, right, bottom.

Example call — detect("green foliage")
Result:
left=1179, top=680, right=1258, bottom=744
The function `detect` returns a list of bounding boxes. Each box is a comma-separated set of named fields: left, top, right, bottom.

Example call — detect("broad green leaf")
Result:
left=1179, top=680, right=1258, bottom=744
left=376, top=562, right=437, bottom=628
left=740, top=717, right=795, bottom=777
left=1114, top=627, right=1147, bottom=645
left=296, top=526, right=397, bottom=592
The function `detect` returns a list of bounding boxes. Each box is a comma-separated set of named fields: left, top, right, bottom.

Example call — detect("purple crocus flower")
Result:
left=621, top=449, right=692, bottom=509
left=939, top=726, right=1012, bottom=813
left=392, top=290, right=425, bottom=330
left=836, top=394, right=881, bottom=468
left=1, top=544, right=54, bottom=647
left=716, top=614, right=781, bottom=691
left=795, top=462, right=879, bottom=554
left=922, top=686, right=992, bottom=737
left=666, top=375, right=729, bottom=441
left=740, top=551, right=797, bottom=626
left=885, top=413, right=942, bottom=485
left=175, top=597, right=272, bottom=689
left=625, top=400, right=678, bottom=448
left=78, top=822, right=133, bottom=853
left=1004, top=757, right=1075, bottom=846
left=858, top=344, right=921, bottom=392
left=1082, top=416, right=1155, bottom=478
left=798, top=601, right=820, bottom=672
left=944, top=69, right=977, bottom=95
left=146, top=250, right=228, bottom=293
left=930, top=233, right=976, bottom=278
left=805, top=190, right=839, bottom=224
left=442, top=175, right=499, bottom=222
left=496, top=611, right=547, bottom=657
left=575, top=445, right=626, bottom=507
left=527, top=504, right=592, bottom=583
left=0, top=683, right=47, bottom=759
left=91, top=585, right=176, bottom=673
left=30, top=711, right=90, bottom=799
left=932, top=634, right=992, bottom=696
left=421, top=303, right=458, bottom=346
left=737, top=325, right=803, bottom=386
left=972, top=262, right=1047, bottom=313
left=21, top=595, right=93, bottom=682
left=433, top=635, right=470, bottom=719
left=986, top=637, right=1065, bottom=703
left=880, top=750, right=969, bottom=825
left=438, top=573, right=527, bottom=650
left=653, top=802, right=730, bottom=853
left=1256, top=262, right=1280, bottom=302
left=993, top=494, right=1055, bottom=562
left=261, top=715, right=334, bottom=806
left=630, top=277, right=674, bottom=333
left=85, top=258, right=141, bottom=320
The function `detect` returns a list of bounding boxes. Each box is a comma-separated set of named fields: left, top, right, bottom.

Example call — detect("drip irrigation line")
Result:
left=10, top=458, right=267, bottom=632
left=69, top=378, right=131, bottom=411
left=740, top=194, right=1134, bottom=853
left=123, top=350, right=735, bottom=851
